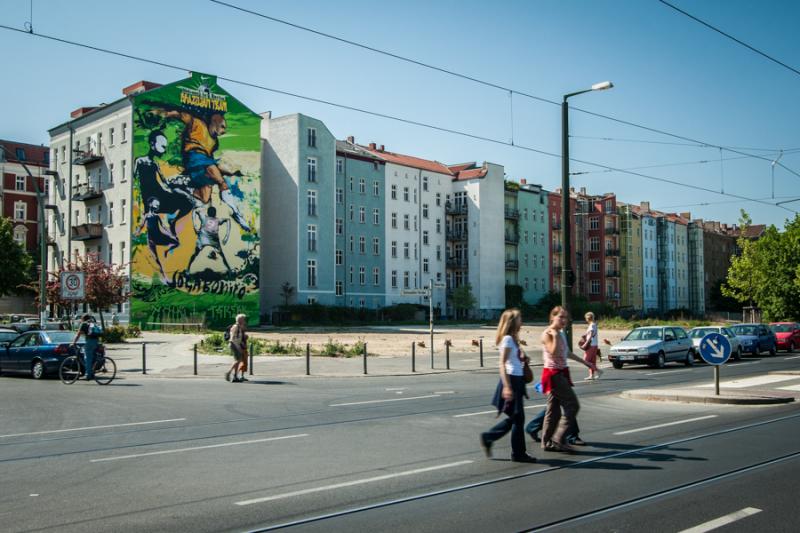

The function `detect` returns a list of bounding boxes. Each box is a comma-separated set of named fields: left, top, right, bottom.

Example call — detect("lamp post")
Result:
left=561, top=81, right=613, bottom=349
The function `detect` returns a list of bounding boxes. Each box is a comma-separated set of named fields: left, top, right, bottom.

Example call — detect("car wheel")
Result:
left=656, top=351, right=666, bottom=369
left=612, top=361, right=623, bottom=370
left=31, top=359, right=46, bottom=380
left=791, top=341, right=797, bottom=353
left=684, top=350, right=694, bottom=366
left=733, top=346, right=742, bottom=361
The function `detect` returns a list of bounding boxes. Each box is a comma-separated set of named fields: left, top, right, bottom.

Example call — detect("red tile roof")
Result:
left=741, top=224, right=766, bottom=238
left=453, top=167, right=487, bottom=181
left=448, top=162, right=476, bottom=174
left=0, top=140, right=48, bottom=166
left=362, top=146, right=454, bottom=175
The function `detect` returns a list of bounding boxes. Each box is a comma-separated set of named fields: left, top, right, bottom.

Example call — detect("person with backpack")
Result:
left=224, top=314, right=248, bottom=382
left=72, top=314, right=102, bottom=381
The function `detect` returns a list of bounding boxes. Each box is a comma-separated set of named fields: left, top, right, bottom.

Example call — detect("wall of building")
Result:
left=517, top=185, right=549, bottom=304
left=641, top=214, right=659, bottom=312
left=675, top=221, right=689, bottom=310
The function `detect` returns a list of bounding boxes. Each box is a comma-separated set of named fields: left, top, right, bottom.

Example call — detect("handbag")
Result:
left=578, top=333, right=590, bottom=350
left=523, top=361, right=534, bottom=384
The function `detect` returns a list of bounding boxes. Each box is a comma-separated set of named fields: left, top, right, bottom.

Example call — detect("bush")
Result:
left=201, top=332, right=226, bottom=350
left=126, top=324, right=142, bottom=338
left=255, top=338, right=303, bottom=355
left=101, top=325, right=127, bottom=344
left=320, top=338, right=347, bottom=356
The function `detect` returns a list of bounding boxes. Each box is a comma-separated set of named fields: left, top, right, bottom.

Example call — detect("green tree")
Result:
left=280, top=281, right=295, bottom=307
left=452, top=284, right=477, bottom=318
left=505, top=284, right=523, bottom=308
left=0, top=217, right=32, bottom=297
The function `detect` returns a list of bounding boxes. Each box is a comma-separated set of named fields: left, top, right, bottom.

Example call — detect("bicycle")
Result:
left=59, top=345, right=117, bottom=385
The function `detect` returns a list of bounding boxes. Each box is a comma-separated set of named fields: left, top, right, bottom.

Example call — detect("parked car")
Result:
left=729, top=323, right=777, bottom=356
left=0, top=330, right=101, bottom=379
left=770, top=322, right=800, bottom=352
left=9, top=317, right=68, bottom=333
left=688, top=326, right=743, bottom=361
left=0, top=327, right=19, bottom=347
left=608, top=326, right=695, bottom=369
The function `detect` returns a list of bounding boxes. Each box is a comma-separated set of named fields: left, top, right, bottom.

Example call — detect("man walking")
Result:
left=225, top=314, right=248, bottom=383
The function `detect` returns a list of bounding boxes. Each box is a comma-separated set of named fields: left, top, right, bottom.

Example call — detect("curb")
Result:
left=620, top=389, right=795, bottom=405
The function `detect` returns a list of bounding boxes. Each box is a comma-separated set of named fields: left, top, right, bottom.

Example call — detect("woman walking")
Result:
left=479, top=309, right=537, bottom=463
left=581, top=312, right=601, bottom=380
left=540, top=306, right=597, bottom=453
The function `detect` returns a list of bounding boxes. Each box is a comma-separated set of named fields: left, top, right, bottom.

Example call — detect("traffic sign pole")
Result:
left=429, top=279, right=434, bottom=369
left=715, top=366, right=720, bottom=395
left=699, top=332, right=732, bottom=396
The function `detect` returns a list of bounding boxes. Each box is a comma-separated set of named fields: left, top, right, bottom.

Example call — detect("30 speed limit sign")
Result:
left=60, top=272, right=85, bottom=299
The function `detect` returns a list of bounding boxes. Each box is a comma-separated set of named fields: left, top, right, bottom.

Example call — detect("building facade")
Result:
left=516, top=181, right=549, bottom=304
left=687, top=219, right=705, bottom=316
left=618, top=203, right=643, bottom=311
left=673, top=215, right=690, bottom=311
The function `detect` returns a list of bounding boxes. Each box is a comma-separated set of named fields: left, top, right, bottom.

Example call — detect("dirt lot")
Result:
left=249, top=323, right=631, bottom=356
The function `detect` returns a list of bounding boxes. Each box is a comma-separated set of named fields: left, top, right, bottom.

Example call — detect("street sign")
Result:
left=400, top=289, right=429, bottom=296
left=699, top=332, right=731, bottom=365
left=433, top=282, right=446, bottom=288
left=60, top=272, right=85, bottom=299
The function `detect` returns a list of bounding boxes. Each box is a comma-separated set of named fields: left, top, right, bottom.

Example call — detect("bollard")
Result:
left=306, top=343, right=310, bottom=376
left=411, top=342, right=416, bottom=373
left=479, top=338, right=484, bottom=367
left=446, top=342, right=450, bottom=370
left=249, top=342, right=254, bottom=376
left=193, top=344, right=198, bottom=375
left=363, top=342, right=368, bottom=375
left=142, top=343, right=147, bottom=375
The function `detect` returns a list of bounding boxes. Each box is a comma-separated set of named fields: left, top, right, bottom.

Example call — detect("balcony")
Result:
left=446, top=229, right=468, bottom=242
left=504, top=208, right=519, bottom=220
left=505, top=233, right=519, bottom=244
left=505, top=259, right=519, bottom=270
left=73, top=149, right=104, bottom=166
left=445, top=202, right=468, bottom=216
left=604, top=227, right=619, bottom=235
left=605, top=248, right=621, bottom=257
left=551, top=222, right=562, bottom=231
left=71, top=182, right=103, bottom=201
left=446, top=256, right=468, bottom=269
left=71, top=223, right=103, bottom=241
left=605, top=270, right=621, bottom=278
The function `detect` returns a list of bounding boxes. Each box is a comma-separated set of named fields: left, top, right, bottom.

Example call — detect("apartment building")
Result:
left=618, top=203, right=643, bottom=311
left=673, top=214, right=690, bottom=311
left=548, top=190, right=577, bottom=294
left=687, top=219, right=705, bottom=316
left=639, top=204, right=659, bottom=313
left=700, top=220, right=740, bottom=311
left=517, top=181, right=549, bottom=304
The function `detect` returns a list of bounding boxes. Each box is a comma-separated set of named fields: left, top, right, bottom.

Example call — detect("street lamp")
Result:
left=561, top=81, right=614, bottom=349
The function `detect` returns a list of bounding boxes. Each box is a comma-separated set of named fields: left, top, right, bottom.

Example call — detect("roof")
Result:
left=741, top=224, right=766, bottom=239
left=361, top=145, right=454, bottom=175
left=336, top=140, right=384, bottom=161
left=447, top=162, right=476, bottom=174
left=0, top=140, right=49, bottom=166
left=453, top=167, right=487, bottom=181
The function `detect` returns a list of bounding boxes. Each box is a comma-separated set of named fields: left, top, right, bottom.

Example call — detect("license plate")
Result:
left=621, top=355, right=634, bottom=361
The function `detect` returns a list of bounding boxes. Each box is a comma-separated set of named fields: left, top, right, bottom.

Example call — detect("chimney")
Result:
left=520, top=178, right=527, bottom=185
left=122, top=80, right=162, bottom=96
left=346, top=136, right=354, bottom=144
left=70, top=107, right=98, bottom=119
left=580, top=187, right=587, bottom=195
left=379, top=145, right=385, bottom=152
left=368, top=142, right=376, bottom=150
left=640, top=201, right=650, bottom=212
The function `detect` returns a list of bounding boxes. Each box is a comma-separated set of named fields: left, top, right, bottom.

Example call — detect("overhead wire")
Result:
left=0, top=23, right=795, bottom=215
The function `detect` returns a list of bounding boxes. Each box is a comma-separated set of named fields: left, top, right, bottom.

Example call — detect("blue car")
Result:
left=0, top=330, right=92, bottom=379
left=730, top=323, right=777, bottom=356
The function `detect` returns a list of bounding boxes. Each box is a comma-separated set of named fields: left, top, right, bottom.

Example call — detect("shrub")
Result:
left=201, top=332, right=226, bottom=350
left=320, top=338, right=347, bottom=356
left=125, top=324, right=142, bottom=338
left=101, top=325, right=127, bottom=344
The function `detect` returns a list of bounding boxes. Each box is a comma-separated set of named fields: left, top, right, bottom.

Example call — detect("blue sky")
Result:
left=2, top=0, right=799, bottom=228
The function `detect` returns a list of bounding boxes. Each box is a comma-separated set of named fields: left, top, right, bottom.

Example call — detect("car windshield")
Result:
left=43, top=331, right=77, bottom=344
left=771, top=324, right=795, bottom=333
left=731, top=325, right=758, bottom=336
left=689, top=328, right=717, bottom=339
left=624, top=328, right=662, bottom=341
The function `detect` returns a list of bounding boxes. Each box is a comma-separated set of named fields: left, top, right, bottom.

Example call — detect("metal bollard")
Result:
left=193, top=344, right=198, bottom=375
left=446, top=342, right=450, bottom=370
left=249, top=342, right=254, bottom=376
left=363, top=342, right=368, bottom=375
left=411, top=342, right=416, bottom=373
left=142, top=343, right=147, bottom=375
left=479, top=338, right=484, bottom=367
left=306, top=343, right=310, bottom=376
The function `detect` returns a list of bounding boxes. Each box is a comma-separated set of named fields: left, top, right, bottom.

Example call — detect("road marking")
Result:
left=678, top=507, right=762, bottom=533
left=434, top=391, right=455, bottom=394
left=385, top=387, right=406, bottom=391
left=777, top=383, right=800, bottom=391
left=695, top=374, right=797, bottom=389
left=90, top=434, right=308, bottom=462
left=645, top=369, right=692, bottom=376
left=453, top=404, right=546, bottom=418
left=784, top=355, right=800, bottom=360
left=236, top=460, right=473, bottom=506
left=614, top=415, right=718, bottom=435
left=330, top=394, right=440, bottom=407
left=0, top=418, right=187, bottom=439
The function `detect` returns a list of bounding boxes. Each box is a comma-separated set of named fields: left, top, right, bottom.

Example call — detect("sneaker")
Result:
left=594, top=369, right=603, bottom=380
left=511, top=453, right=537, bottom=463
left=584, top=376, right=593, bottom=381
left=239, top=376, right=249, bottom=382
left=479, top=434, right=492, bottom=458
left=570, top=437, right=587, bottom=446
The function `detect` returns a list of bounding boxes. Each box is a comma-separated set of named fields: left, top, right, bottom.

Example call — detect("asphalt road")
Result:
left=1, top=353, right=799, bottom=532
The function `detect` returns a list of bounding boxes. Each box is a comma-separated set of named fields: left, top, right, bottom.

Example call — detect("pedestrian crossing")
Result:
left=694, top=374, right=799, bottom=389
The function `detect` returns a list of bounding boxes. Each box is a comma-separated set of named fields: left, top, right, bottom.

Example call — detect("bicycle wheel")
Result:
left=59, top=355, right=82, bottom=384
left=93, top=356, right=116, bottom=385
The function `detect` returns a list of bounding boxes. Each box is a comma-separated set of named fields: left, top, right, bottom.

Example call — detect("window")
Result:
left=61, top=145, right=65, bottom=162
left=336, top=218, right=343, bottom=235
left=359, top=236, right=366, bottom=254
left=524, top=277, right=529, bottom=290
left=436, top=245, right=441, bottom=261
left=403, top=214, right=410, bottom=230
left=422, top=176, right=429, bottom=191
left=391, top=184, right=397, bottom=199
left=109, top=127, right=115, bottom=145
left=589, top=259, right=600, bottom=272
left=422, top=204, right=429, bottom=219
left=336, top=249, right=343, bottom=266
left=349, top=205, right=354, bottom=221
left=423, top=258, right=429, bottom=273
left=525, top=253, right=529, bottom=267
left=121, top=159, right=127, bottom=181
left=359, top=207, right=366, bottom=224
left=372, top=208, right=380, bottom=225
left=435, top=193, right=441, bottom=207
left=404, top=242, right=410, bottom=259
left=391, top=270, right=398, bottom=288
left=109, top=163, right=114, bottom=184
left=307, top=190, right=317, bottom=216
left=403, top=187, right=409, bottom=202
left=373, top=267, right=380, bottom=285
left=307, top=296, right=317, bottom=305
left=373, top=237, right=380, bottom=255
left=15, top=175, right=25, bottom=191
left=307, top=224, right=317, bottom=252
left=391, top=213, right=397, bottom=229
left=74, top=209, right=80, bottom=225
left=359, top=177, right=365, bottom=194
left=436, top=218, right=441, bottom=233
left=403, top=271, right=410, bottom=289
left=523, top=208, right=528, bottom=221
left=121, top=122, right=127, bottom=142
left=413, top=215, right=417, bottom=231
left=336, top=188, right=343, bottom=204
left=590, top=279, right=600, bottom=294
left=349, top=235, right=354, bottom=253
left=307, top=260, right=317, bottom=287
left=589, top=236, right=600, bottom=251
left=120, top=241, right=125, bottom=264
left=359, top=298, right=366, bottom=309
left=414, top=242, right=418, bottom=259
left=524, top=231, right=529, bottom=243
left=108, top=243, right=113, bottom=265
left=13, top=225, right=26, bottom=247
left=422, top=230, right=429, bottom=245
left=349, top=266, right=354, bottom=283
left=413, top=188, right=417, bottom=204
left=307, top=157, right=317, bottom=182
left=15, top=147, right=26, bottom=161
left=307, top=127, right=316, bottom=148
left=14, top=201, right=26, bottom=221
left=590, top=217, right=599, bottom=230
left=373, top=181, right=380, bottom=196
left=391, top=241, right=397, bottom=258
left=336, top=281, right=343, bottom=296
left=109, top=202, right=114, bottom=225
left=359, top=266, right=366, bottom=285
left=349, top=177, right=354, bottom=191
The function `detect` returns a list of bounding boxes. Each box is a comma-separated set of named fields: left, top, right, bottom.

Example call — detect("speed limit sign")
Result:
left=60, top=272, right=85, bottom=299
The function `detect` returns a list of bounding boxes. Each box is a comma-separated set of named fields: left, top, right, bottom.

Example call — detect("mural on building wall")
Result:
left=130, top=72, right=260, bottom=327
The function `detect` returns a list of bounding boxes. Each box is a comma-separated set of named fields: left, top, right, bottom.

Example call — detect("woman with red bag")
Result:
left=579, top=312, right=601, bottom=380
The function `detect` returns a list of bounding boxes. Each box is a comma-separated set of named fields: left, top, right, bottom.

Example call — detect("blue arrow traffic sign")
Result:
left=699, top=333, right=731, bottom=365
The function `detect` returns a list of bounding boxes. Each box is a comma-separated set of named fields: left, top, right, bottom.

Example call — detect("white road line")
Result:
left=453, top=404, right=546, bottom=418
left=784, top=355, right=800, bottom=360
left=434, top=391, right=456, bottom=394
left=330, top=394, right=440, bottom=407
left=695, top=374, right=798, bottom=389
left=0, top=418, right=187, bottom=439
left=385, top=387, right=406, bottom=391
left=678, top=507, right=762, bottom=533
left=614, top=415, right=718, bottom=435
left=90, top=434, right=308, bottom=463
left=235, top=460, right=473, bottom=506
left=645, top=369, right=692, bottom=376
left=777, top=383, right=800, bottom=391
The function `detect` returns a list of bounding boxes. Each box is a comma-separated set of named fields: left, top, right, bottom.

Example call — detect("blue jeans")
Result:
left=83, top=340, right=98, bottom=379
left=483, top=375, right=527, bottom=457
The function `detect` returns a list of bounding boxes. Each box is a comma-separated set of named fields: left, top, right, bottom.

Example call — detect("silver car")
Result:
left=608, top=326, right=695, bottom=369
left=688, top=326, right=742, bottom=362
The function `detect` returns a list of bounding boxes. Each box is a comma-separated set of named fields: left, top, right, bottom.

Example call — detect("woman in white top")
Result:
left=581, top=312, right=601, bottom=380
left=479, top=309, right=536, bottom=463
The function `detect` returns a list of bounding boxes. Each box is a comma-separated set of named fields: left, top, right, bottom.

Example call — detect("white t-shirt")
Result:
left=499, top=335, right=523, bottom=376
left=586, top=323, right=598, bottom=347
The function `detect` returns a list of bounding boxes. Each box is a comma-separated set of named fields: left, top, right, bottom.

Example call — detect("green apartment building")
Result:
left=505, top=180, right=549, bottom=305
left=619, top=203, right=643, bottom=311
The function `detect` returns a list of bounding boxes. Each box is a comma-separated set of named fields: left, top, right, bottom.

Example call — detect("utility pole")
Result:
left=429, top=278, right=434, bottom=368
